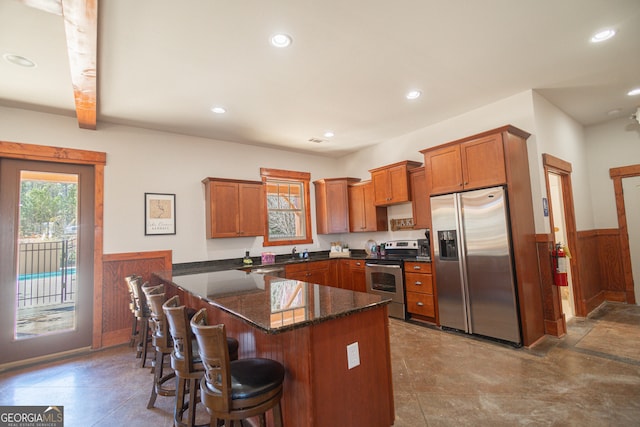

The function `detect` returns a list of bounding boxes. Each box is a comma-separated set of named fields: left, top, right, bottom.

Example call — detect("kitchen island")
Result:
left=153, top=269, right=395, bottom=427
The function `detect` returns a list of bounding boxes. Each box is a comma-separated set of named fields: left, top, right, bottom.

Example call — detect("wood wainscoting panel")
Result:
left=575, top=229, right=627, bottom=314
left=100, top=251, right=172, bottom=347
left=593, top=229, right=627, bottom=302
left=575, top=231, right=603, bottom=315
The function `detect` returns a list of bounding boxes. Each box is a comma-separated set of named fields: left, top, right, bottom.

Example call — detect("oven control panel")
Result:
left=384, top=240, right=418, bottom=250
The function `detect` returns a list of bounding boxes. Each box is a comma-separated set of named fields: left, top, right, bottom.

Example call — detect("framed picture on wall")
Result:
left=145, top=192, right=176, bottom=235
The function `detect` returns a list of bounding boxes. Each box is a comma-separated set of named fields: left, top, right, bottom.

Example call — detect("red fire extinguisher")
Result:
left=552, top=243, right=568, bottom=287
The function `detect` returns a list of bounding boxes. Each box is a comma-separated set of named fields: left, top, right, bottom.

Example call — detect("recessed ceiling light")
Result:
left=323, top=131, right=335, bottom=138
left=3, top=53, right=36, bottom=68
left=270, top=34, right=292, bottom=48
left=406, top=90, right=422, bottom=100
left=590, top=29, right=616, bottom=43
left=211, top=106, right=226, bottom=114
left=628, top=88, right=640, bottom=97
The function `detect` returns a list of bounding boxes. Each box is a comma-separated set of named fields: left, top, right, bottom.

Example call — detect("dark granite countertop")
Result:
left=154, top=269, right=389, bottom=334
left=171, top=250, right=369, bottom=276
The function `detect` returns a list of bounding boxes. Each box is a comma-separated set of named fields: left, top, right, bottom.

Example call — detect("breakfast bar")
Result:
left=153, top=268, right=395, bottom=426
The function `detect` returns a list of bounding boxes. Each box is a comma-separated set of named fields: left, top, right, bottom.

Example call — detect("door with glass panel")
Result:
left=0, top=159, right=94, bottom=365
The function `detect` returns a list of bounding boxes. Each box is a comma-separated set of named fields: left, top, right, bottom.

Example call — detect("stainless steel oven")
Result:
left=365, top=260, right=405, bottom=319
left=364, top=239, right=419, bottom=319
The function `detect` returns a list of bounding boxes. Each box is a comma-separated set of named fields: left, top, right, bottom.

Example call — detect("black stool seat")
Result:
left=224, top=358, right=285, bottom=400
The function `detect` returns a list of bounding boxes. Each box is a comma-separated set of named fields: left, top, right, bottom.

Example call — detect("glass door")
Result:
left=0, top=159, right=94, bottom=365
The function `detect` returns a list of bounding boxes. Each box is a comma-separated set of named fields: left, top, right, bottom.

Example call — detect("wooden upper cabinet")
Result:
left=369, top=160, right=422, bottom=206
left=202, top=177, right=265, bottom=238
left=348, top=181, right=388, bottom=232
left=461, top=133, right=506, bottom=189
left=314, top=178, right=360, bottom=234
left=422, top=132, right=506, bottom=196
left=423, top=145, right=463, bottom=195
left=409, top=167, right=430, bottom=229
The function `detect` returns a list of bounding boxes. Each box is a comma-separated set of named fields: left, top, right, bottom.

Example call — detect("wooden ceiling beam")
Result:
left=20, top=0, right=98, bottom=130
left=62, top=0, right=98, bottom=130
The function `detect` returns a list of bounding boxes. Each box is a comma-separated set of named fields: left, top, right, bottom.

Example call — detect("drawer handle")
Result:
left=415, top=281, right=422, bottom=285
left=355, top=262, right=361, bottom=266
left=416, top=302, right=424, bottom=307
left=413, top=266, right=421, bottom=270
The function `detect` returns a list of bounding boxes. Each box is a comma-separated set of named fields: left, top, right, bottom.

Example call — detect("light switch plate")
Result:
left=347, top=342, right=360, bottom=369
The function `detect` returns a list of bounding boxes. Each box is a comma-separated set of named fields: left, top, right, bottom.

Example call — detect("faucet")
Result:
left=291, top=247, right=297, bottom=258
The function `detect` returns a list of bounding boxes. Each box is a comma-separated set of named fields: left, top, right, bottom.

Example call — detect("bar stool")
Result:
left=129, top=277, right=152, bottom=367
left=190, top=308, right=284, bottom=427
left=124, top=274, right=143, bottom=347
left=163, top=296, right=240, bottom=427
left=142, top=285, right=176, bottom=409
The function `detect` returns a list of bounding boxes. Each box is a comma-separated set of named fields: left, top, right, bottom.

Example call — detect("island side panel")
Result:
left=310, top=304, right=395, bottom=427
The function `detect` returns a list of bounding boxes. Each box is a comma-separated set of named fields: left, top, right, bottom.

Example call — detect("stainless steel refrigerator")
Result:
left=431, top=186, right=521, bottom=345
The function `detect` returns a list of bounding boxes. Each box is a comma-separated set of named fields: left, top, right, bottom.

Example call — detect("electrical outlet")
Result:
left=347, top=342, right=360, bottom=369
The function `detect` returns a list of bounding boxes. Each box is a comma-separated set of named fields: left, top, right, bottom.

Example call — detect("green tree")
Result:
left=19, top=181, right=77, bottom=238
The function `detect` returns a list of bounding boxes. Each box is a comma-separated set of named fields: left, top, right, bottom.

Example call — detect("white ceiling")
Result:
left=1, top=0, right=639, bottom=157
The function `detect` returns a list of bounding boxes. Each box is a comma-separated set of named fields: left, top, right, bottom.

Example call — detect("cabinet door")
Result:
left=388, top=164, right=410, bottom=204
left=460, top=134, right=506, bottom=190
left=325, top=180, right=350, bottom=233
left=362, top=182, right=388, bottom=231
left=424, top=145, right=463, bottom=195
left=315, top=179, right=355, bottom=234
left=350, top=260, right=366, bottom=293
left=410, top=168, right=429, bottom=229
left=210, top=181, right=240, bottom=237
left=338, top=259, right=350, bottom=289
left=371, top=169, right=391, bottom=206
left=348, top=184, right=366, bottom=232
left=349, top=182, right=388, bottom=232
left=238, top=183, right=265, bottom=236
left=307, top=260, right=330, bottom=286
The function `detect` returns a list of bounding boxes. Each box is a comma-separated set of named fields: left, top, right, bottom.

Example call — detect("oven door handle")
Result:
left=365, top=263, right=402, bottom=269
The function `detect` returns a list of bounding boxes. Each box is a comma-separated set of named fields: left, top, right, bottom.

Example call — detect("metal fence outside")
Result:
left=17, top=238, right=77, bottom=307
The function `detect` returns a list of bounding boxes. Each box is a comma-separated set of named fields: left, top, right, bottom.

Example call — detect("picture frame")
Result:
left=144, top=192, right=176, bottom=235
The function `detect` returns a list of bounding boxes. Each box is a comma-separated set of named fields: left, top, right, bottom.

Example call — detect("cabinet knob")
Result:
left=415, top=281, right=422, bottom=285
left=416, top=302, right=424, bottom=307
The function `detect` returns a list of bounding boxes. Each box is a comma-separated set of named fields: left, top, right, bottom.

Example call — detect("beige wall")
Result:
left=3, top=89, right=637, bottom=263
left=585, top=117, right=640, bottom=228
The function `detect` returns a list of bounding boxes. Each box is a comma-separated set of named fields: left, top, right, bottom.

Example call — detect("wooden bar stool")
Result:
left=164, top=296, right=240, bottom=427
left=129, top=277, right=152, bottom=367
left=124, top=274, right=143, bottom=347
left=190, top=308, right=284, bottom=427
left=142, top=285, right=176, bottom=409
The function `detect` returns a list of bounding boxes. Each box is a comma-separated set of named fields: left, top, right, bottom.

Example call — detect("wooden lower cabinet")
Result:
left=338, top=259, right=366, bottom=292
left=404, top=261, right=436, bottom=321
left=285, top=260, right=336, bottom=287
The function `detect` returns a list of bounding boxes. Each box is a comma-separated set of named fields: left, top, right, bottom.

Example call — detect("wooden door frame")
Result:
left=0, top=141, right=106, bottom=348
left=542, top=154, right=584, bottom=316
left=609, top=164, right=640, bottom=304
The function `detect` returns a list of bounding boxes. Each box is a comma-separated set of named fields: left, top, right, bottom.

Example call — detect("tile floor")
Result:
left=0, top=301, right=639, bottom=427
